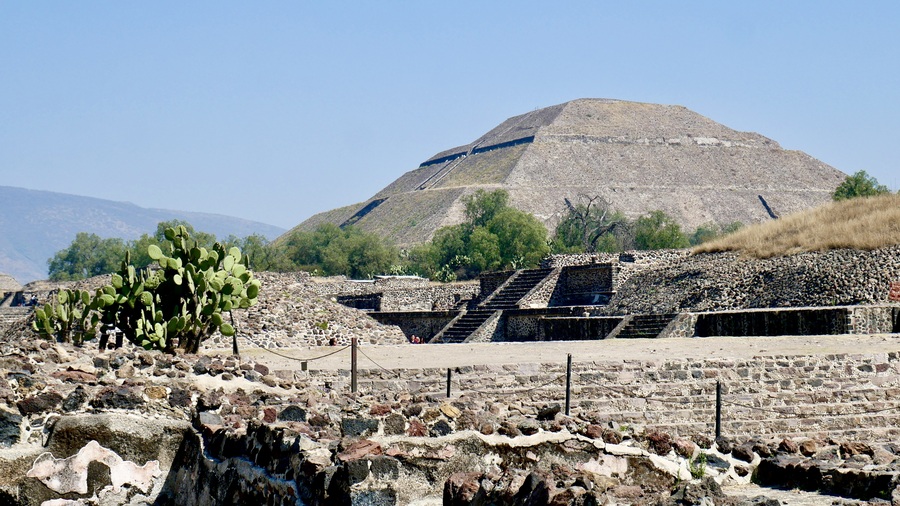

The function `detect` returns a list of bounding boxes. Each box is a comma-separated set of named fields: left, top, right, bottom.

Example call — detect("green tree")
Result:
left=689, top=221, right=743, bottom=246
left=633, top=211, right=690, bottom=250
left=832, top=170, right=891, bottom=201
left=280, top=224, right=399, bottom=278
left=424, top=189, right=549, bottom=279
left=553, top=195, right=629, bottom=253
left=464, top=188, right=509, bottom=228
left=48, top=233, right=127, bottom=281
left=49, top=221, right=225, bottom=280
left=223, top=234, right=288, bottom=271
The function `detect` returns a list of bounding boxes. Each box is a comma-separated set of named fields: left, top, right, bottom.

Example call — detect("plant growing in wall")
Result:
left=33, top=225, right=259, bottom=354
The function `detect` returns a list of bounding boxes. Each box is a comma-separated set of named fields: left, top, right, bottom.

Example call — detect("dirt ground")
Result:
left=215, top=333, right=900, bottom=372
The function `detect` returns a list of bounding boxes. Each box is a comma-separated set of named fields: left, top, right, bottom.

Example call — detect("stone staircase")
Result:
left=436, top=310, right=495, bottom=344
left=434, top=268, right=553, bottom=343
left=614, top=313, right=677, bottom=339
left=480, top=268, right=553, bottom=310
left=0, top=307, right=33, bottom=331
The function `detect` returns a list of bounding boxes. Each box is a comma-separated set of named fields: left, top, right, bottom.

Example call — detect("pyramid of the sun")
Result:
left=289, top=98, right=846, bottom=245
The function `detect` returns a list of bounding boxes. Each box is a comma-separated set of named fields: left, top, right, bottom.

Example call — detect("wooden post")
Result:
left=351, top=338, right=358, bottom=393
left=715, top=380, right=722, bottom=439
left=230, top=311, right=239, bottom=357
left=565, top=354, right=572, bottom=416
left=446, top=368, right=452, bottom=398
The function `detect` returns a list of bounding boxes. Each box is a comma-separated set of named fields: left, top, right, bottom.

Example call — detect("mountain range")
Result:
left=0, top=186, right=285, bottom=284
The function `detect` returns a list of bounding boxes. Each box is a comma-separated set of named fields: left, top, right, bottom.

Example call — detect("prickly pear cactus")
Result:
left=33, top=225, right=259, bottom=354
left=107, top=225, right=259, bottom=353
left=32, top=288, right=99, bottom=344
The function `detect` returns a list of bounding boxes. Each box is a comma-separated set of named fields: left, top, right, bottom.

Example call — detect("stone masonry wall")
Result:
left=607, top=246, right=900, bottom=315
left=379, top=283, right=479, bottom=312
left=549, top=264, right=617, bottom=306
left=335, top=283, right=479, bottom=312
left=295, top=348, right=900, bottom=443
left=369, top=311, right=458, bottom=341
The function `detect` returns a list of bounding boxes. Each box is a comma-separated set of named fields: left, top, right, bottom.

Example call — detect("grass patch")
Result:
left=694, top=193, right=900, bottom=258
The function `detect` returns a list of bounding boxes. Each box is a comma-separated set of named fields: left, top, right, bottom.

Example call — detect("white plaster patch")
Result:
left=27, top=440, right=161, bottom=495
left=578, top=455, right=628, bottom=477
left=481, top=452, right=502, bottom=466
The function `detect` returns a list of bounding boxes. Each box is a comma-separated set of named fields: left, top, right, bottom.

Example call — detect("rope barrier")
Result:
left=244, top=335, right=351, bottom=363
left=357, top=346, right=401, bottom=378
left=241, top=338, right=900, bottom=419
left=464, top=373, right=565, bottom=397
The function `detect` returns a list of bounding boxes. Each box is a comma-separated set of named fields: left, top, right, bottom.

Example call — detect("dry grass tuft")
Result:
left=694, top=193, right=900, bottom=258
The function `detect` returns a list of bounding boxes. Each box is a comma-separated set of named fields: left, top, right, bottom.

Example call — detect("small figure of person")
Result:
left=410, top=334, right=420, bottom=344
left=29, top=295, right=38, bottom=306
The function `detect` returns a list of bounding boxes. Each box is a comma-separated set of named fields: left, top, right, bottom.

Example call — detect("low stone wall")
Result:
left=549, top=264, right=617, bottom=306
left=369, top=310, right=458, bottom=341
left=335, top=283, right=479, bottom=312
left=693, top=306, right=896, bottom=338
left=303, top=274, right=432, bottom=298
left=542, top=317, right=624, bottom=341
left=849, top=305, right=897, bottom=334
left=694, top=307, right=850, bottom=337
left=336, top=292, right=382, bottom=311
left=333, top=349, right=900, bottom=443
left=380, top=283, right=479, bottom=312
left=503, top=307, right=594, bottom=342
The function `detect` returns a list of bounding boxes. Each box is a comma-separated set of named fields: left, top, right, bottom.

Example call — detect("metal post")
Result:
left=715, top=380, right=722, bottom=439
left=351, top=338, right=358, bottom=393
left=446, top=368, right=452, bottom=398
left=565, top=354, right=572, bottom=416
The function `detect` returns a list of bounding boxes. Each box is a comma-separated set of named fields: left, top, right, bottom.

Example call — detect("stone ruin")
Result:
left=333, top=247, right=900, bottom=345
left=0, top=246, right=898, bottom=504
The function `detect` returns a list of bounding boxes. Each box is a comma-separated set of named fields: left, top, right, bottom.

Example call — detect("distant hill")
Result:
left=287, top=98, right=846, bottom=247
left=0, top=186, right=285, bottom=284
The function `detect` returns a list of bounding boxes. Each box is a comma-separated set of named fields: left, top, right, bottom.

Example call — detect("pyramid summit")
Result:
left=289, top=98, right=846, bottom=245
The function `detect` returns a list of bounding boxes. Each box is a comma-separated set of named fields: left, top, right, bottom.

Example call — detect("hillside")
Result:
left=286, top=98, right=846, bottom=247
left=606, top=195, right=900, bottom=314
left=695, top=193, right=900, bottom=257
left=0, top=186, right=285, bottom=284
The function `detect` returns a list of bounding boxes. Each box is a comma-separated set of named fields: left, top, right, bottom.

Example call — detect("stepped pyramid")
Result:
left=288, top=99, right=846, bottom=245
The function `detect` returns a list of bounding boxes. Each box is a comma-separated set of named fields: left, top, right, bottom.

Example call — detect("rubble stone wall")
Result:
left=304, top=348, right=900, bottom=443
left=336, top=284, right=479, bottom=312
left=379, top=284, right=480, bottom=312
left=369, top=311, right=458, bottom=341
left=541, top=317, right=624, bottom=341
left=549, top=264, right=618, bottom=306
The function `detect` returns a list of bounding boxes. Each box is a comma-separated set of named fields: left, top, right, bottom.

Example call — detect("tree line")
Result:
left=49, top=170, right=893, bottom=282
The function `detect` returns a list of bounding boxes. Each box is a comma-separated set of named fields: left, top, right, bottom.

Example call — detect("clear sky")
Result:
left=2, top=2, right=898, bottom=230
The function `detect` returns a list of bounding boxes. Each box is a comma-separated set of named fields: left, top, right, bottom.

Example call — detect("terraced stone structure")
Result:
left=288, top=98, right=846, bottom=245
left=362, top=247, right=900, bottom=344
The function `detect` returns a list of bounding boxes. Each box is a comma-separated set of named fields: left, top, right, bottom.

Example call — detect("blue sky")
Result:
left=2, top=2, right=898, bottom=230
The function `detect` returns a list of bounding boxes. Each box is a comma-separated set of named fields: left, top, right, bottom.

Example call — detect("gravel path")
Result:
left=213, top=333, right=900, bottom=372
